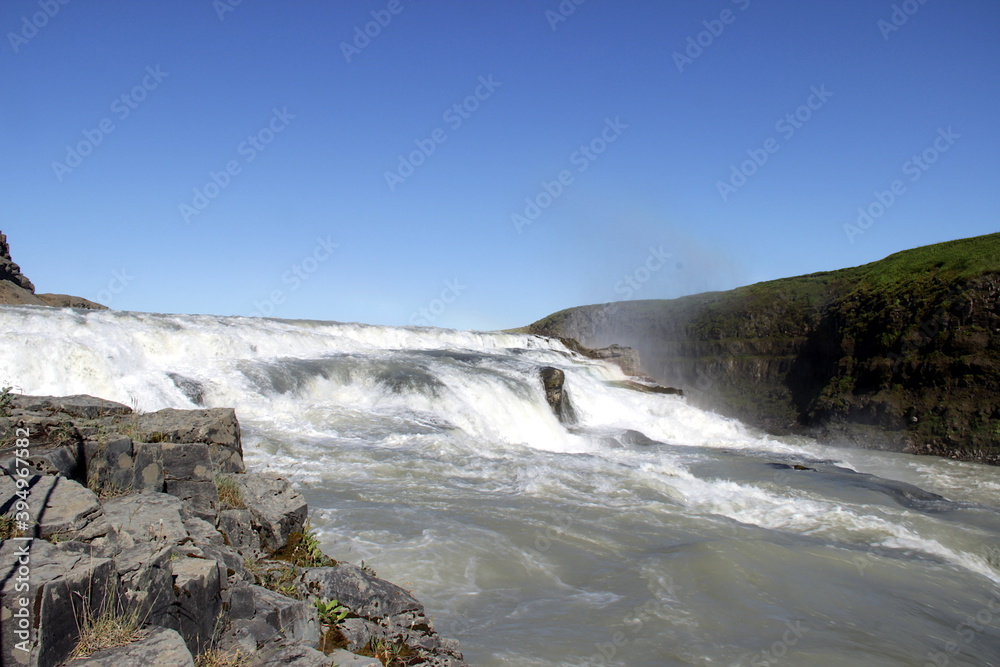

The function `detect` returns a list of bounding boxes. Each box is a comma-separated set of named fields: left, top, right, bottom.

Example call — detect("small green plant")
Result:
left=86, top=476, right=132, bottom=500
left=70, top=593, right=146, bottom=659
left=315, top=598, right=350, bottom=627
left=364, top=637, right=415, bottom=666
left=0, top=386, right=14, bottom=418
left=0, top=514, right=23, bottom=540
left=252, top=561, right=304, bottom=599
left=48, top=420, right=82, bottom=445
left=273, top=522, right=336, bottom=567
left=102, top=412, right=168, bottom=444
left=216, top=476, right=245, bottom=510
left=195, top=648, right=251, bottom=667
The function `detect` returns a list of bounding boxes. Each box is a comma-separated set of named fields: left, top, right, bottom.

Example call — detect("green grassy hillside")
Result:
left=528, top=233, right=1000, bottom=463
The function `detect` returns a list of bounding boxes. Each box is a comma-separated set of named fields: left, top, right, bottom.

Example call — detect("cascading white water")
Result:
left=2, top=306, right=999, bottom=666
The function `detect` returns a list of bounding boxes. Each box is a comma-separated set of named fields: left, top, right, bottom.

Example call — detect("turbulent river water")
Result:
left=1, top=307, right=999, bottom=666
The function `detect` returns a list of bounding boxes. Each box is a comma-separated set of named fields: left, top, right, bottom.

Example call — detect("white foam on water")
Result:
left=3, top=305, right=998, bottom=665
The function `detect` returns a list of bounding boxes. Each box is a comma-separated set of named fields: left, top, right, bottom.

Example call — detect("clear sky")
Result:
left=2, top=0, right=998, bottom=330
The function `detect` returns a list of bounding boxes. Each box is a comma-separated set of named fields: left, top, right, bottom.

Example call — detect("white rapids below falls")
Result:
left=1, top=306, right=999, bottom=666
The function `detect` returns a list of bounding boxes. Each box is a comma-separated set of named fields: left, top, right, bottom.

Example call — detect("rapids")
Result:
left=1, top=306, right=998, bottom=666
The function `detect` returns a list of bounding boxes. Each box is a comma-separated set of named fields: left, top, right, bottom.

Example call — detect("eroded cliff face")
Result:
left=809, top=273, right=1000, bottom=462
left=528, top=235, right=1000, bottom=464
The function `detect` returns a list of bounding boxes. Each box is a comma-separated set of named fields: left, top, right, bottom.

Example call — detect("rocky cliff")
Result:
left=0, top=395, right=467, bottom=666
left=528, top=233, right=1000, bottom=464
left=0, top=231, right=106, bottom=309
left=0, top=232, right=36, bottom=293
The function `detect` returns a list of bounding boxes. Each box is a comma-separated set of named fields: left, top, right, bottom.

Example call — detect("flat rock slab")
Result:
left=249, top=643, right=331, bottom=667
left=161, top=442, right=215, bottom=482
left=136, top=408, right=244, bottom=473
left=101, top=492, right=188, bottom=544
left=66, top=626, right=194, bottom=666
left=171, top=555, right=225, bottom=655
left=0, top=442, right=82, bottom=482
left=219, top=473, right=307, bottom=552
left=302, top=564, right=423, bottom=619
left=218, top=509, right=261, bottom=556
left=242, top=584, right=319, bottom=648
left=11, top=394, right=132, bottom=419
left=114, top=542, right=175, bottom=626
left=161, top=442, right=219, bottom=519
left=0, top=474, right=109, bottom=541
left=329, top=649, right=383, bottom=667
left=0, top=539, right=116, bottom=667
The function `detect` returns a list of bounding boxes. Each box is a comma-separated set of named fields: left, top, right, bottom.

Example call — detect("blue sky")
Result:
left=2, top=0, right=998, bottom=330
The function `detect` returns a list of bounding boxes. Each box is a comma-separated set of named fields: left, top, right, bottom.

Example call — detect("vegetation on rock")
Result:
left=528, top=233, right=1000, bottom=463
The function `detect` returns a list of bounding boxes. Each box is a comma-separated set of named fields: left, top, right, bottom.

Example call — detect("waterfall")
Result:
left=2, top=305, right=998, bottom=666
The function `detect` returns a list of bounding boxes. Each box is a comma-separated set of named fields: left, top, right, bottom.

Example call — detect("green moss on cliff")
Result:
left=528, top=233, right=1000, bottom=463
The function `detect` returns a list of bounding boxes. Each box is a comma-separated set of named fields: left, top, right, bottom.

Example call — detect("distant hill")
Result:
left=0, top=231, right=106, bottom=309
left=527, top=233, right=1000, bottom=464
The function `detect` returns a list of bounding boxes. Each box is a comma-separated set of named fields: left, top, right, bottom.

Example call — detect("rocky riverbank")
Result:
left=0, top=394, right=467, bottom=667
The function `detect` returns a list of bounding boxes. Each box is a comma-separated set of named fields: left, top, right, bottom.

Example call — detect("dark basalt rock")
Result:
left=0, top=231, right=36, bottom=293
left=0, top=539, right=117, bottom=667
left=609, top=379, right=684, bottom=396
left=558, top=337, right=646, bottom=376
left=135, top=408, right=245, bottom=474
left=65, top=626, right=194, bottom=667
left=0, top=394, right=468, bottom=667
left=11, top=394, right=132, bottom=420
left=540, top=366, right=577, bottom=424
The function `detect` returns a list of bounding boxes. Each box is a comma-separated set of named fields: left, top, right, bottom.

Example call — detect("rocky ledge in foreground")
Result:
left=0, top=394, right=467, bottom=667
